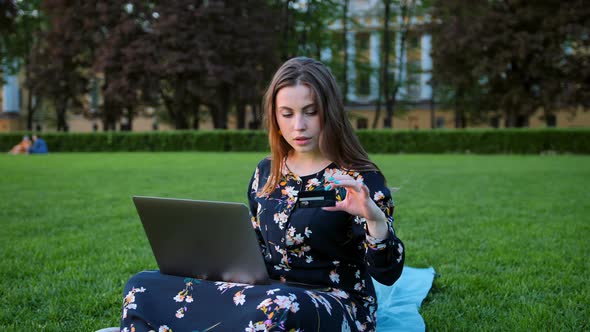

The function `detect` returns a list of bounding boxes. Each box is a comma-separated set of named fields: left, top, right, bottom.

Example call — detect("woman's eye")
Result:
left=281, top=113, right=293, bottom=118
left=305, top=110, right=317, bottom=115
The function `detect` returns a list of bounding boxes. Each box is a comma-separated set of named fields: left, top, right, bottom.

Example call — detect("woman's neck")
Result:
left=285, top=151, right=332, bottom=177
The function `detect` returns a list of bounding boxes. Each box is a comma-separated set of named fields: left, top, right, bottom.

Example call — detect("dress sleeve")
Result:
left=247, top=165, right=268, bottom=256
left=361, top=171, right=405, bottom=286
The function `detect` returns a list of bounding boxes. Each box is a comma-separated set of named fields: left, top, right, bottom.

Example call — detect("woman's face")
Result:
left=275, top=84, right=322, bottom=157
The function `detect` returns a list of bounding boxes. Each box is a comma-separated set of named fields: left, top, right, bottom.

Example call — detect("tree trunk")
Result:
left=389, top=85, right=399, bottom=127
left=25, top=62, right=36, bottom=131
left=124, top=107, right=134, bottom=131
left=454, top=88, right=464, bottom=128
left=102, top=98, right=119, bottom=131
left=383, top=0, right=393, bottom=128
left=159, top=88, right=177, bottom=128
left=373, top=0, right=390, bottom=129
left=430, top=81, right=436, bottom=129
left=280, top=0, right=293, bottom=60
left=26, top=86, right=36, bottom=131
left=209, top=104, right=221, bottom=129
left=342, top=0, right=349, bottom=103
left=192, top=102, right=200, bottom=130
left=173, top=81, right=189, bottom=129
left=504, top=108, right=515, bottom=128
left=237, top=101, right=246, bottom=129
left=216, top=84, right=230, bottom=129
left=56, top=96, right=69, bottom=132
left=454, top=110, right=466, bottom=128
left=302, top=0, right=312, bottom=56
left=101, top=72, right=122, bottom=131
left=387, top=0, right=413, bottom=129
left=174, top=108, right=188, bottom=129
left=372, top=92, right=383, bottom=129
left=251, top=103, right=262, bottom=129
left=25, top=39, right=38, bottom=131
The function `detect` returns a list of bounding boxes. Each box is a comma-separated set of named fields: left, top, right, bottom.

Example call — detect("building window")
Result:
left=357, top=118, right=368, bottom=129
left=435, top=117, right=445, bottom=128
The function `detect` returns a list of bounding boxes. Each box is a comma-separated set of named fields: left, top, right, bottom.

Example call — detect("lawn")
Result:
left=0, top=152, right=588, bottom=331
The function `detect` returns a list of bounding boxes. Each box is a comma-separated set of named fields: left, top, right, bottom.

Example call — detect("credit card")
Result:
left=298, top=190, right=336, bottom=208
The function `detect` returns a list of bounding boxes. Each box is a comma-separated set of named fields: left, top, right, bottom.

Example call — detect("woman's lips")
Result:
left=294, top=137, right=311, bottom=145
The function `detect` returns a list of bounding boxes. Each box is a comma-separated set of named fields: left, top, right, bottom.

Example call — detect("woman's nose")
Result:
left=294, top=113, right=306, bottom=130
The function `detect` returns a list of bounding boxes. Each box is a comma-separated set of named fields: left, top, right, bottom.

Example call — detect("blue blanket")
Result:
left=373, top=266, right=436, bottom=332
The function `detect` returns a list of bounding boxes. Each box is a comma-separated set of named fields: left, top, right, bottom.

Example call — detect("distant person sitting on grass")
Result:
left=8, top=135, right=31, bottom=155
left=28, top=135, right=48, bottom=154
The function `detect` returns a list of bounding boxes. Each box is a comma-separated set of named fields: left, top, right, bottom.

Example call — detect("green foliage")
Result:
left=1, top=129, right=589, bottom=154
left=428, top=0, right=590, bottom=126
left=0, top=153, right=588, bottom=331
left=356, top=129, right=590, bottom=154
left=0, top=131, right=269, bottom=152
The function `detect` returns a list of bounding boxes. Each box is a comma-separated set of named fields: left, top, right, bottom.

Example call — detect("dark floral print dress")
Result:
left=120, top=158, right=404, bottom=332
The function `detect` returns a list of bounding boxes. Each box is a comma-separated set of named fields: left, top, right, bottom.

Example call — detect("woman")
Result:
left=120, top=57, right=404, bottom=332
left=8, top=135, right=31, bottom=155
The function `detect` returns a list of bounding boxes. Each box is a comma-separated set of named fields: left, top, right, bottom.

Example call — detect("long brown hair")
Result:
left=259, top=57, right=379, bottom=196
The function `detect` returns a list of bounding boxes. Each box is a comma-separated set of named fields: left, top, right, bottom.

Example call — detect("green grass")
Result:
left=0, top=152, right=588, bottom=331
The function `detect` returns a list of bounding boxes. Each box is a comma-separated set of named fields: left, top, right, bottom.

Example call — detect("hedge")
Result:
left=1, top=129, right=589, bottom=154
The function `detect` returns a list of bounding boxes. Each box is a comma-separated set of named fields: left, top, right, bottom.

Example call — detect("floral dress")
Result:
left=120, top=158, right=404, bottom=332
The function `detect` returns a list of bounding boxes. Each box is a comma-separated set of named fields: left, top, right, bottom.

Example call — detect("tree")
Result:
left=0, top=0, right=16, bottom=31
left=372, top=0, right=392, bottom=128
left=371, top=0, right=425, bottom=129
left=0, top=0, right=17, bottom=80
left=10, top=0, right=282, bottom=132
left=144, top=0, right=209, bottom=129
left=124, top=0, right=279, bottom=130
left=341, top=0, right=349, bottom=102
left=556, top=0, right=590, bottom=110
left=93, top=1, right=158, bottom=131
left=429, top=0, right=483, bottom=128
left=176, top=0, right=279, bottom=129
left=31, top=0, right=90, bottom=132
left=1, top=0, right=44, bottom=130
left=87, top=0, right=280, bottom=131
left=429, top=0, right=588, bottom=128
left=273, top=0, right=344, bottom=83
left=275, top=0, right=296, bottom=61
left=385, top=0, right=417, bottom=128
left=226, top=1, right=281, bottom=129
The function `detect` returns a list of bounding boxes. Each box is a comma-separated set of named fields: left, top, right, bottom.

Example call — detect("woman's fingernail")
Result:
left=327, top=177, right=334, bottom=181
left=325, top=185, right=332, bottom=190
left=334, top=180, right=341, bottom=184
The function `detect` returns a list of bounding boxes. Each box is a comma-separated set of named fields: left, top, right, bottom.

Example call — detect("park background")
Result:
left=1, top=1, right=589, bottom=331
left=1, top=0, right=588, bottom=132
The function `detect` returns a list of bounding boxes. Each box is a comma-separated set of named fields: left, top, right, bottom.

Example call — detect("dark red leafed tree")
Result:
left=31, top=0, right=91, bottom=132
left=93, top=1, right=158, bottom=131
left=202, top=0, right=280, bottom=129
left=429, top=0, right=589, bottom=127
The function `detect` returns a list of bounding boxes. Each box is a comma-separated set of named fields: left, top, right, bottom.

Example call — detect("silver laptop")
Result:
left=132, top=196, right=271, bottom=285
